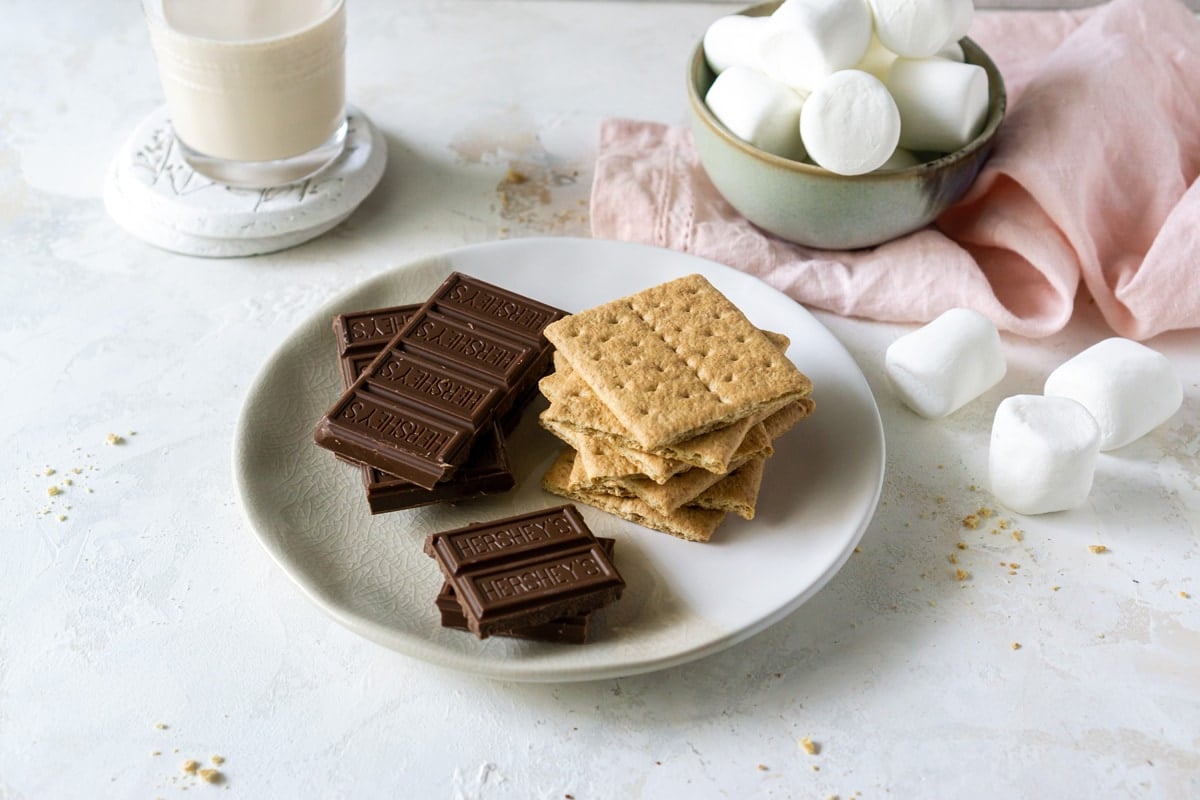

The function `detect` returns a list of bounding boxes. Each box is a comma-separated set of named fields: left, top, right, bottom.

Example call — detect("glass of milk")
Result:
left=144, top=0, right=347, bottom=188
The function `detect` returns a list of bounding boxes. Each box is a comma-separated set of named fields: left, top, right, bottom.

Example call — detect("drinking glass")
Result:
left=144, top=0, right=348, bottom=188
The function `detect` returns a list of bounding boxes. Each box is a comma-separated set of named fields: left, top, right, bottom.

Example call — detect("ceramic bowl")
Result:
left=686, top=2, right=1007, bottom=250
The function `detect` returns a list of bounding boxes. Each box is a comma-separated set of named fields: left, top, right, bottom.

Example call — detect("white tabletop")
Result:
left=2, top=2, right=1197, bottom=798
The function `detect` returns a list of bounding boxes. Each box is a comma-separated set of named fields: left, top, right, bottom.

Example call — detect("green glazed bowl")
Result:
left=686, top=1, right=1007, bottom=250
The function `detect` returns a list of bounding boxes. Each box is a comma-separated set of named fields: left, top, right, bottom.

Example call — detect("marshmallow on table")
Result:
left=703, top=13, right=770, bottom=74
left=887, top=57, right=989, bottom=153
left=706, top=65, right=808, bottom=161
left=989, top=395, right=1101, bottom=515
left=759, top=0, right=872, bottom=93
left=800, top=69, right=900, bottom=175
left=885, top=308, right=1006, bottom=418
left=868, top=0, right=969, bottom=58
left=1044, top=337, right=1183, bottom=451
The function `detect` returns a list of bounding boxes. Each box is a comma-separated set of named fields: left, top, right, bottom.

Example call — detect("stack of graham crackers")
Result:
left=538, top=274, right=815, bottom=542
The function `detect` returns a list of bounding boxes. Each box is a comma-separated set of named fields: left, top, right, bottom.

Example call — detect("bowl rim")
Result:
left=687, top=2, right=1008, bottom=181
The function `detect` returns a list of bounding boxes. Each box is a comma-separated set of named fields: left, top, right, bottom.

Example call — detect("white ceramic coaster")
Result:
left=104, top=105, right=386, bottom=257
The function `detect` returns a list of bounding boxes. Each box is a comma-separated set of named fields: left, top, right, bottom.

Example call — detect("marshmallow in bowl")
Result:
left=703, top=13, right=770, bottom=74
left=854, top=34, right=899, bottom=81
left=868, top=0, right=967, bottom=58
left=705, top=65, right=808, bottom=161
left=887, top=57, right=989, bottom=153
left=759, top=0, right=873, bottom=92
left=799, top=69, right=900, bottom=175
left=876, top=147, right=920, bottom=171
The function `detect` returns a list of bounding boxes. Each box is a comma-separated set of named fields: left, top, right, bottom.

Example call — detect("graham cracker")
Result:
left=594, top=433, right=768, bottom=515
left=542, top=449, right=727, bottom=543
left=542, top=274, right=812, bottom=449
left=763, top=397, right=816, bottom=440
left=539, top=369, right=765, bottom=474
left=690, top=455, right=767, bottom=521
left=541, top=416, right=690, bottom=484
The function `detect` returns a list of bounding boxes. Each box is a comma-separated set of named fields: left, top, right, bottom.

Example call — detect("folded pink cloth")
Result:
left=590, top=0, right=1200, bottom=339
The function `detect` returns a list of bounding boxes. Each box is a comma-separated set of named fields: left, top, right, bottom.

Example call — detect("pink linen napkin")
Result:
left=590, top=0, right=1200, bottom=340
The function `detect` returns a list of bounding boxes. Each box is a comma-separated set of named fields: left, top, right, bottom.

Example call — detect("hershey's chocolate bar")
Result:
left=424, top=505, right=624, bottom=638
left=332, top=303, right=516, bottom=513
left=435, top=538, right=616, bottom=644
left=315, top=273, right=565, bottom=489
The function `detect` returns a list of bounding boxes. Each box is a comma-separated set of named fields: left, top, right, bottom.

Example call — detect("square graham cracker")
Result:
left=542, top=274, right=812, bottom=450
left=539, top=369, right=765, bottom=474
left=542, top=449, right=727, bottom=543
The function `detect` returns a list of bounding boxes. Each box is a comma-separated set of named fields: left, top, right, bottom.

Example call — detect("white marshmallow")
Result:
left=759, top=0, right=873, bottom=93
left=885, top=307, right=1006, bottom=418
left=703, top=14, right=771, bottom=74
left=868, top=0, right=961, bottom=58
left=875, top=147, right=920, bottom=171
left=854, top=34, right=899, bottom=82
left=799, top=69, right=899, bottom=175
left=705, top=65, right=808, bottom=161
left=887, top=57, right=989, bottom=153
left=989, top=395, right=1101, bottom=515
left=949, top=0, right=975, bottom=42
left=936, top=40, right=965, bottom=63
left=1044, top=337, right=1183, bottom=451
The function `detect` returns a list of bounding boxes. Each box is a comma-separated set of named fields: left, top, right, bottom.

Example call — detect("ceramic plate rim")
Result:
left=233, top=237, right=885, bottom=682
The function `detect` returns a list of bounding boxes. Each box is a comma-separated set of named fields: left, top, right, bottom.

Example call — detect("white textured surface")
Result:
left=2, top=1, right=1199, bottom=798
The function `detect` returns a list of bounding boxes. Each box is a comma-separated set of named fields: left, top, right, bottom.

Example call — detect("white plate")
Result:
left=233, top=237, right=884, bottom=682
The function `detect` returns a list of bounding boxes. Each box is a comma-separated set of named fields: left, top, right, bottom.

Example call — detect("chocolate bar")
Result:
left=435, top=538, right=616, bottom=643
left=424, top=505, right=624, bottom=638
left=315, top=273, right=565, bottom=489
left=357, top=423, right=514, bottom=513
left=332, top=304, right=516, bottom=513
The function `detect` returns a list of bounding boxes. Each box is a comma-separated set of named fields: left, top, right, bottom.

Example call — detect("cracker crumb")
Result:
left=105, top=433, right=125, bottom=445
left=1088, top=545, right=1109, bottom=554
left=800, top=737, right=819, bottom=755
left=56, top=513, right=66, bottom=522
left=151, top=750, right=161, bottom=756
left=1011, top=642, right=1022, bottom=650
left=1181, top=591, right=1191, bottom=599
left=198, top=769, right=223, bottom=784
left=1052, top=586, right=1061, bottom=592
left=47, top=485, right=62, bottom=496
left=955, top=569, right=970, bottom=581
left=948, top=553, right=958, bottom=565
left=181, top=759, right=200, bottom=775
left=154, top=722, right=168, bottom=730
left=211, top=755, right=225, bottom=766
left=1012, top=530, right=1024, bottom=542
left=956, top=542, right=967, bottom=550
left=44, top=467, right=56, bottom=476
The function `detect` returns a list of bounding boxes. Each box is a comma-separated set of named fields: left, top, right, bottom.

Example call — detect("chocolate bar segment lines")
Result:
left=425, top=505, right=624, bottom=638
left=315, top=273, right=565, bottom=489
left=330, top=303, right=516, bottom=513
left=436, top=538, right=617, bottom=644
